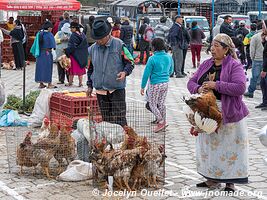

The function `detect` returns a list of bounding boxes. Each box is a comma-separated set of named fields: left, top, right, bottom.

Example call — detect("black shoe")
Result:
left=170, top=74, right=174, bottom=78
left=182, top=72, right=187, bottom=76
left=244, top=92, right=253, bottom=98
left=176, top=74, right=185, bottom=78
left=255, top=103, right=267, bottom=109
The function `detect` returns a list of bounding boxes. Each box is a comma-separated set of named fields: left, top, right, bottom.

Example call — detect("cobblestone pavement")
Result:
left=1, top=52, right=267, bottom=200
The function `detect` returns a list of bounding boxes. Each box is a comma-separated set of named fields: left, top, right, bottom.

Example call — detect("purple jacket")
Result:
left=187, top=55, right=249, bottom=124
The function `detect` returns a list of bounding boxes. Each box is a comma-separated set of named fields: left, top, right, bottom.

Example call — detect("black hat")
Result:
left=91, top=19, right=112, bottom=40
left=42, top=21, right=53, bottom=30
left=70, top=22, right=80, bottom=29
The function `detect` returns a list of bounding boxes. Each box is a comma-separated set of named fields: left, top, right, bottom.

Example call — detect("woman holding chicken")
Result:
left=187, top=34, right=249, bottom=192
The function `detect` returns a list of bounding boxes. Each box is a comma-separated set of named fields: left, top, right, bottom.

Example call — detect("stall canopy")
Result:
left=0, top=0, right=81, bottom=11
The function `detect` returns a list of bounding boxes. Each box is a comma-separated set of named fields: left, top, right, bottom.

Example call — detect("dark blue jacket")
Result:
left=220, top=22, right=236, bottom=37
left=168, top=23, right=183, bottom=48
left=120, top=23, right=133, bottom=45
left=65, top=32, right=88, bottom=68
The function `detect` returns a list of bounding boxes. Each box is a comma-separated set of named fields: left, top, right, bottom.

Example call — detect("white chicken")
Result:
left=38, top=116, right=50, bottom=139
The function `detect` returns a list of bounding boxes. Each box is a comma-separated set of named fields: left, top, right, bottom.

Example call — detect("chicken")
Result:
left=184, top=90, right=222, bottom=126
left=58, top=55, right=71, bottom=70
left=16, top=132, right=38, bottom=175
left=54, top=124, right=76, bottom=174
left=131, top=155, right=146, bottom=190
left=38, top=116, right=50, bottom=139
left=143, top=145, right=165, bottom=188
left=121, top=126, right=150, bottom=154
left=2, top=62, right=12, bottom=70
left=31, top=147, right=57, bottom=179
left=34, top=125, right=60, bottom=150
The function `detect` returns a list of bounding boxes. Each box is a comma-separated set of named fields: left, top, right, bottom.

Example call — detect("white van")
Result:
left=247, top=11, right=267, bottom=22
left=183, top=16, right=210, bottom=43
left=217, top=14, right=251, bottom=29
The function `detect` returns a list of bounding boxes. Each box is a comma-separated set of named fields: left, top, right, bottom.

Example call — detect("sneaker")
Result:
left=244, top=92, right=253, bottom=98
left=255, top=103, right=267, bottom=109
left=154, top=122, right=167, bottom=133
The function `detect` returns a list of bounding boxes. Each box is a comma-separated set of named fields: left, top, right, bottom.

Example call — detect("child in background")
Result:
left=140, top=38, right=174, bottom=133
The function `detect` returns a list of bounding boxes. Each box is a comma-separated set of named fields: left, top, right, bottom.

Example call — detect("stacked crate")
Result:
left=50, top=92, right=102, bottom=126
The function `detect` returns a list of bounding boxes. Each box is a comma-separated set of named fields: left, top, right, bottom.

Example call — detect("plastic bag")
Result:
left=57, top=160, right=92, bottom=182
left=28, top=89, right=53, bottom=127
left=77, top=119, right=124, bottom=144
left=0, top=109, right=28, bottom=127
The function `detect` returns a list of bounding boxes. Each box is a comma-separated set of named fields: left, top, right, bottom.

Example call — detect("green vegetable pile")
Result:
left=4, top=90, right=41, bottom=113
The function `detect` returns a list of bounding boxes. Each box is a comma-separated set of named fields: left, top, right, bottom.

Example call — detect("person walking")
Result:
left=65, top=22, right=88, bottom=87
left=244, top=22, right=263, bottom=99
left=141, top=38, right=173, bottom=132
left=34, top=21, right=56, bottom=88
left=87, top=19, right=134, bottom=127
left=120, top=17, right=134, bottom=55
left=1, top=19, right=25, bottom=70
left=54, top=23, right=72, bottom=84
left=138, top=17, right=153, bottom=64
left=168, top=15, right=185, bottom=78
left=189, top=21, right=205, bottom=68
left=187, top=33, right=249, bottom=192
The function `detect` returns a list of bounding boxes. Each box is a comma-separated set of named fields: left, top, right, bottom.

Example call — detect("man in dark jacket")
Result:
left=168, top=15, right=185, bottom=78
left=87, top=20, right=134, bottom=127
left=220, top=15, right=236, bottom=37
left=120, top=17, right=134, bottom=55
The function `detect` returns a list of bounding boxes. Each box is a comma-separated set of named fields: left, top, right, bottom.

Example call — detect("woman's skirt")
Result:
left=68, top=55, right=86, bottom=76
left=196, top=102, right=248, bottom=184
left=35, top=50, right=53, bottom=83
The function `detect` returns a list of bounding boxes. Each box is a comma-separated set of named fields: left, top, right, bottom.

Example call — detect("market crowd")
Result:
left=2, top=12, right=267, bottom=194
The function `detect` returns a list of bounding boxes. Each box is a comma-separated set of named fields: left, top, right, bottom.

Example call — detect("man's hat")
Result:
left=91, top=19, right=112, bottom=40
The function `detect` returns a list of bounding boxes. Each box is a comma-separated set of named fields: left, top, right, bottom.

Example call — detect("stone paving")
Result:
left=1, top=52, right=267, bottom=200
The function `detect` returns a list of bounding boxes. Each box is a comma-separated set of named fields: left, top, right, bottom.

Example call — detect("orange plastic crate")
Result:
left=50, top=92, right=100, bottom=116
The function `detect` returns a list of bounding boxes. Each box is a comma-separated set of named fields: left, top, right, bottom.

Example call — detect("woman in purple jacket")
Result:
left=187, top=34, right=249, bottom=192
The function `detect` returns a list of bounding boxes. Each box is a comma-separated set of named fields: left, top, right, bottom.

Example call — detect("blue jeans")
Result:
left=248, top=60, right=263, bottom=94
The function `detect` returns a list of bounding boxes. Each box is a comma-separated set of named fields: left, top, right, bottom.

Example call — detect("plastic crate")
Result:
left=50, top=109, right=102, bottom=125
left=50, top=92, right=100, bottom=116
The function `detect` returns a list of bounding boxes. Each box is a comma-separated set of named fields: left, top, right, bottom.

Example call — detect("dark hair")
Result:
left=89, top=16, right=95, bottom=28
left=114, top=17, right=121, bottom=25
left=251, top=23, right=257, bottom=31
left=15, top=19, right=21, bottom=26
left=70, top=22, right=80, bottom=32
left=9, top=17, right=14, bottom=20
left=191, top=21, right=198, bottom=39
left=144, top=17, right=150, bottom=24
left=151, top=38, right=166, bottom=51
left=59, top=16, right=64, bottom=21
left=224, top=15, right=232, bottom=20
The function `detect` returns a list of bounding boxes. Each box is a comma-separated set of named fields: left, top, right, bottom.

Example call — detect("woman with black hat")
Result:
left=0, top=19, right=25, bottom=70
left=35, top=21, right=56, bottom=89
left=64, top=22, right=88, bottom=87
